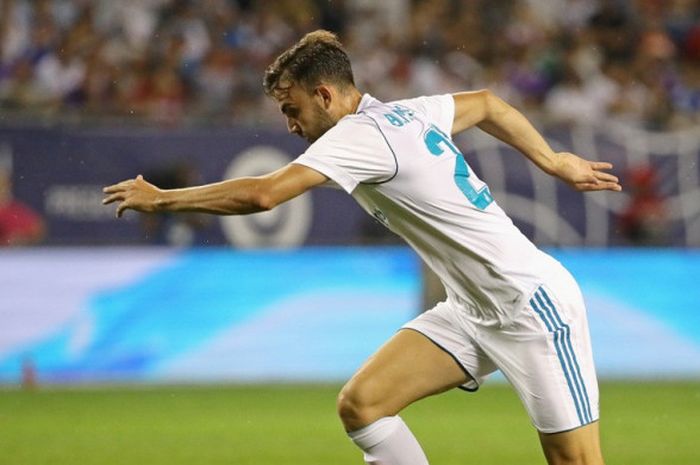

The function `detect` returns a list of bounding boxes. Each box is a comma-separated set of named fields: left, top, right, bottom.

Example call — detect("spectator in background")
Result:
left=544, top=64, right=604, bottom=124
left=618, top=165, right=669, bottom=246
left=33, top=35, right=85, bottom=109
left=194, top=45, right=238, bottom=118
left=0, top=0, right=698, bottom=129
left=77, top=38, right=119, bottom=115
left=0, top=163, right=45, bottom=246
left=0, top=56, right=45, bottom=109
left=147, top=63, right=187, bottom=124
left=587, top=58, right=651, bottom=124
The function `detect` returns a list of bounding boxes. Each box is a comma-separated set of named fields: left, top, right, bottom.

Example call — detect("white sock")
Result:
left=347, top=416, right=429, bottom=465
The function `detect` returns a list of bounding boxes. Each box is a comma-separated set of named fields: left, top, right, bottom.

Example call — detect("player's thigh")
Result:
left=338, top=328, right=470, bottom=427
left=538, top=421, right=605, bottom=465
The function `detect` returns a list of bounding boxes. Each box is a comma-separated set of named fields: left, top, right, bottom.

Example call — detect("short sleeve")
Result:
left=393, top=94, right=455, bottom=135
left=292, top=116, right=397, bottom=194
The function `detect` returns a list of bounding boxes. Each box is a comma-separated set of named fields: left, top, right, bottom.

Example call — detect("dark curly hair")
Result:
left=263, top=30, right=355, bottom=96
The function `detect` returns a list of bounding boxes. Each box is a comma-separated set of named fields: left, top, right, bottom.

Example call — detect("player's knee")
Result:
left=336, top=380, right=381, bottom=429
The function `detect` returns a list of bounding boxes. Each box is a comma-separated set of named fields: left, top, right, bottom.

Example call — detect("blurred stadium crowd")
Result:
left=0, top=0, right=699, bottom=129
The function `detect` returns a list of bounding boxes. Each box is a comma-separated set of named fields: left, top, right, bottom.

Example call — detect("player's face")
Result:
left=274, top=83, right=336, bottom=143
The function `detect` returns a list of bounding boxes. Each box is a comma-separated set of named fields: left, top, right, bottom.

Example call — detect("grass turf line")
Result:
left=0, top=382, right=698, bottom=465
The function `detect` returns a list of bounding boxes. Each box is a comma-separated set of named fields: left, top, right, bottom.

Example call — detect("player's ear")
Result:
left=315, top=85, right=333, bottom=109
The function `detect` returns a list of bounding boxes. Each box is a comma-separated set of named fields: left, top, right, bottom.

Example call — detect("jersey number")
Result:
left=423, top=126, right=494, bottom=210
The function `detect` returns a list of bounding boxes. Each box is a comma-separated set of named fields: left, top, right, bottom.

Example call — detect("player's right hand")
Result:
left=102, top=175, right=161, bottom=218
left=552, top=152, right=622, bottom=193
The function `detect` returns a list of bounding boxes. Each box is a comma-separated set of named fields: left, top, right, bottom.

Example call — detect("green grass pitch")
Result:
left=1, top=382, right=698, bottom=464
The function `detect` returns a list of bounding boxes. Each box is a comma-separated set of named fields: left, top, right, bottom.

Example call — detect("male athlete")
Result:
left=103, top=31, right=621, bottom=465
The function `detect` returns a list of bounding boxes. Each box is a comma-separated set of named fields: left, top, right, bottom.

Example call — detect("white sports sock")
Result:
left=347, top=416, right=429, bottom=465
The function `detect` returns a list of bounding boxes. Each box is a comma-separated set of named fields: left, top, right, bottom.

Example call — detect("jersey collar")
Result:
left=355, top=93, right=377, bottom=113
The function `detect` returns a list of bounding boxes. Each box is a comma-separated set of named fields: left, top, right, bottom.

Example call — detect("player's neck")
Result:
left=345, top=88, right=363, bottom=116
left=327, top=87, right=363, bottom=123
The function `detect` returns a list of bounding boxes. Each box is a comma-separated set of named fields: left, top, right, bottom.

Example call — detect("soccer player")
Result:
left=103, top=31, right=621, bottom=465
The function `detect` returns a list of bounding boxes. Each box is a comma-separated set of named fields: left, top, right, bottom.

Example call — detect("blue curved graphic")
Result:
left=1, top=247, right=699, bottom=383
left=0, top=248, right=420, bottom=383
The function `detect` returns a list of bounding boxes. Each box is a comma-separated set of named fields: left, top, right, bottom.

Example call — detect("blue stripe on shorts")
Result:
left=530, top=287, right=592, bottom=426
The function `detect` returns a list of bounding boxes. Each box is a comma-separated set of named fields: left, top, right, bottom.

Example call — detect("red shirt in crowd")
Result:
left=0, top=200, right=44, bottom=246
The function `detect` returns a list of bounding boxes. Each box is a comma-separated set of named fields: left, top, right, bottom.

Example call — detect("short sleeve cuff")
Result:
left=292, top=157, right=359, bottom=193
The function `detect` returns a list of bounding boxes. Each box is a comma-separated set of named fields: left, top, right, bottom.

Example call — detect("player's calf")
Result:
left=539, top=422, right=605, bottom=465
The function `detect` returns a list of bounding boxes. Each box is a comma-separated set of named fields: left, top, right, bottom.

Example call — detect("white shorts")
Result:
left=402, top=274, right=600, bottom=433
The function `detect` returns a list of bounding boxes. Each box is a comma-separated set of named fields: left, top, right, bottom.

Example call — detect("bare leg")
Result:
left=337, top=328, right=470, bottom=431
left=539, top=421, right=605, bottom=465
left=338, top=329, right=471, bottom=464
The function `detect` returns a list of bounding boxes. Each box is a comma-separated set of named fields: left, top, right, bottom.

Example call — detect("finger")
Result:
left=593, top=171, right=619, bottom=183
left=590, top=161, right=613, bottom=171
left=577, top=173, right=598, bottom=184
left=116, top=201, right=130, bottom=218
left=576, top=180, right=600, bottom=190
left=103, top=179, right=133, bottom=193
left=136, top=174, right=144, bottom=181
left=103, top=184, right=124, bottom=194
left=102, top=193, right=124, bottom=205
left=577, top=182, right=622, bottom=192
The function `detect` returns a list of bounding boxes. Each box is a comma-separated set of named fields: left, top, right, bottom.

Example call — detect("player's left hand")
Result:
left=552, top=152, right=622, bottom=192
left=102, top=175, right=161, bottom=218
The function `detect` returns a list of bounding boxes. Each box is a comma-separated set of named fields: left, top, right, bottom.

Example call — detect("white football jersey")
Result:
left=294, top=94, right=566, bottom=326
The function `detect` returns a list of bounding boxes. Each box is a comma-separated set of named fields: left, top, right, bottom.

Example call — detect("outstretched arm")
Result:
left=102, top=163, right=327, bottom=218
left=451, top=90, right=622, bottom=192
